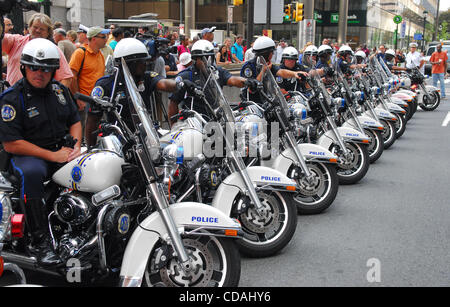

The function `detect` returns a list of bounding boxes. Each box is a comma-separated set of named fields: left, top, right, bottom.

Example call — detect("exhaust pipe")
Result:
left=1, top=252, right=61, bottom=277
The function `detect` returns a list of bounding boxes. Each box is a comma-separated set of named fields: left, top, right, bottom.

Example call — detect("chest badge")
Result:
left=1, top=104, right=16, bottom=122
left=52, top=84, right=67, bottom=105
left=27, top=106, right=40, bottom=118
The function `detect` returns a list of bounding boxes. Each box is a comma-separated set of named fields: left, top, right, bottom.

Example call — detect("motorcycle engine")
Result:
left=54, top=192, right=93, bottom=226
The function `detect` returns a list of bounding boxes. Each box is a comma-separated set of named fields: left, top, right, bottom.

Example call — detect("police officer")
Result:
left=168, top=39, right=258, bottom=125
left=336, top=45, right=367, bottom=75
left=278, top=46, right=310, bottom=93
left=384, top=48, right=408, bottom=73
left=355, top=50, right=367, bottom=65
left=240, top=36, right=308, bottom=104
left=86, top=38, right=196, bottom=147
left=0, top=38, right=82, bottom=266
left=315, top=44, right=333, bottom=69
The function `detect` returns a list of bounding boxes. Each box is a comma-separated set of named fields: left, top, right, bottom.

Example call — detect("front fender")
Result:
left=374, top=107, right=397, bottom=122
left=268, top=143, right=337, bottom=176
left=425, top=85, right=439, bottom=93
left=317, top=126, right=370, bottom=150
left=343, top=115, right=384, bottom=131
left=211, top=166, right=297, bottom=216
left=390, top=96, right=409, bottom=108
left=386, top=102, right=407, bottom=115
left=119, top=202, right=241, bottom=287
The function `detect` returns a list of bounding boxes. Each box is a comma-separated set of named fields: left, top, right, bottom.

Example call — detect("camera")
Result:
left=0, top=0, right=41, bottom=15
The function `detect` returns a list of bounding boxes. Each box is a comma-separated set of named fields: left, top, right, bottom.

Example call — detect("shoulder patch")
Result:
left=1, top=104, right=16, bottom=122
left=91, top=86, right=104, bottom=98
left=243, top=67, right=253, bottom=78
left=150, top=71, right=159, bottom=78
left=276, top=76, right=283, bottom=83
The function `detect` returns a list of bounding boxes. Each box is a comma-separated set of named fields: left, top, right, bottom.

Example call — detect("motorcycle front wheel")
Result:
left=233, top=191, right=297, bottom=258
left=393, top=113, right=406, bottom=139
left=364, top=128, right=384, bottom=163
left=143, top=235, right=241, bottom=287
left=420, top=91, right=440, bottom=111
left=287, top=162, right=339, bottom=215
left=332, top=142, right=370, bottom=185
left=380, top=119, right=396, bottom=149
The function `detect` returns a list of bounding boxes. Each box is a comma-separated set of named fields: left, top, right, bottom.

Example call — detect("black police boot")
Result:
left=24, top=198, right=61, bottom=267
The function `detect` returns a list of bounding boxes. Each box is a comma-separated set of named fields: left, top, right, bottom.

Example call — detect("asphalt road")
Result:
left=239, top=81, right=450, bottom=287
left=1, top=81, right=449, bottom=287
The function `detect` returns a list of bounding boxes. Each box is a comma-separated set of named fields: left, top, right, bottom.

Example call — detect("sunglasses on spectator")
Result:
left=95, top=35, right=107, bottom=39
left=27, top=65, right=54, bottom=72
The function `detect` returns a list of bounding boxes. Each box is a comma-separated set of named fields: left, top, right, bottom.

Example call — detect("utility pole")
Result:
left=185, top=0, right=195, bottom=38
left=246, top=0, right=254, bottom=48
left=337, top=0, right=348, bottom=45
left=433, top=0, right=441, bottom=41
left=297, top=0, right=315, bottom=49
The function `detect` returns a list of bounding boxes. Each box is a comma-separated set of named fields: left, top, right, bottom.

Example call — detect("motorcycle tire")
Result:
left=234, top=191, right=297, bottom=258
left=143, top=235, right=241, bottom=287
left=288, top=162, right=339, bottom=215
left=393, top=113, right=406, bottom=139
left=380, top=119, right=396, bottom=149
left=420, top=91, right=441, bottom=111
left=333, top=142, right=370, bottom=185
left=364, top=128, right=384, bottom=164
left=406, top=98, right=418, bottom=121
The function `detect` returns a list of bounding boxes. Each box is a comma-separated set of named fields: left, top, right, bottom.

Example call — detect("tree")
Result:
left=439, top=20, right=448, bottom=40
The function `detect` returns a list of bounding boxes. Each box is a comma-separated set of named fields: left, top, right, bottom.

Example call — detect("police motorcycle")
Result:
left=0, top=58, right=243, bottom=287
left=366, top=57, right=407, bottom=146
left=160, top=41, right=299, bottom=258
left=232, top=54, right=339, bottom=215
left=375, top=52, right=416, bottom=122
left=296, top=62, right=372, bottom=185
left=402, top=65, right=441, bottom=112
left=326, top=52, right=385, bottom=164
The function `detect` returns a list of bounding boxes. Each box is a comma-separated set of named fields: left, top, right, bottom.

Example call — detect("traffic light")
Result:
left=283, top=4, right=291, bottom=22
left=233, top=0, right=243, bottom=6
left=295, top=2, right=304, bottom=22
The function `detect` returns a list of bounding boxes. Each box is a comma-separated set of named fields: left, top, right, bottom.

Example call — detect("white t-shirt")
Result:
left=244, top=47, right=255, bottom=61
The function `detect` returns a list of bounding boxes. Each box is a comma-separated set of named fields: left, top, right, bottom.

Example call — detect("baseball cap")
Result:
left=179, top=52, right=192, bottom=66
left=201, top=26, right=216, bottom=37
left=87, top=26, right=110, bottom=39
left=77, top=24, right=89, bottom=33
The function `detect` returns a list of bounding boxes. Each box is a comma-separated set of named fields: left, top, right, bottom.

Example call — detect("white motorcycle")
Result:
left=0, top=59, right=243, bottom=287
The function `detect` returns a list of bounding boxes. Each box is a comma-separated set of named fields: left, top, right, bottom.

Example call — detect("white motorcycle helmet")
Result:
left=114, top=38, right=151, bottom=63
left=355, top=50, right=366, bottom=64
left=338, top=45, right=354, bottom=57
left=252, top=36, right=276, bottom=55
left=281, top=46, right=299, bottom=60
left=385, top=49, right=396, bottom=62
left=20, top=38, right=60, bottom=70
left=191, top=39, right=216, bottom=58
left=317, top=44, right=333, bottom=58
left=304, top=45, right=318, bottom=56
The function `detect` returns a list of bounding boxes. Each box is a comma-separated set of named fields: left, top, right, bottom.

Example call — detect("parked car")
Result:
left=423, top=43, right=450, bottom=75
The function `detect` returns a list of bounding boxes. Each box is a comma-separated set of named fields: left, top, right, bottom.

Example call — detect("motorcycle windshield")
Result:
left=334, top=60, right=354, bottom=99
left=121, top=58, right=161, bottom=160
left=378, top=56, right=393, bottom=78
left=199, top=58, right=236, bottom=124
left=312, top=65, right=333, bottom=107
left=257, top=56, right=290, bottom=117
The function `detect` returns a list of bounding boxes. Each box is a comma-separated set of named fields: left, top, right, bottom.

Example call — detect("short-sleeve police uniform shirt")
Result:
left=279, top=62, right=309, bottom=92
left=240, top=58, right=281, bottom=103
left=170, top=65, right=232, bottom=116
left=90, top=71, right=163, bottom=129
left=0, top=79, right=80, bottom=150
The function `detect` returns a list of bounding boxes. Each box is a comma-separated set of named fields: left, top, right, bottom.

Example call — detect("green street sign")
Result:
left=393, top=15, right=402, bottom=24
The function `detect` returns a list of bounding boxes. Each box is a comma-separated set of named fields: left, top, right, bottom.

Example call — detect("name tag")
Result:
left=27, top=107, right=40, bottom=118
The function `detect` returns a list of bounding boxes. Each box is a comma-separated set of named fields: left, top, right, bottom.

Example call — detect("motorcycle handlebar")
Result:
left=74, top=93, right=114, bottom=109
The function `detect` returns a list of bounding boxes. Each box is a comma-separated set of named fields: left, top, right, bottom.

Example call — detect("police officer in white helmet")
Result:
left=85, top=38, right=197, bottom=146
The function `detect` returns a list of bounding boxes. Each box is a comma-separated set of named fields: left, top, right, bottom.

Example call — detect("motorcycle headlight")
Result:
left=0, top=193, right=13, bottom=242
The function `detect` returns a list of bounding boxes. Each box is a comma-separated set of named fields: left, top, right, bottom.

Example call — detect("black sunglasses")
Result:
left=28, top=65, right=54, bottom=73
